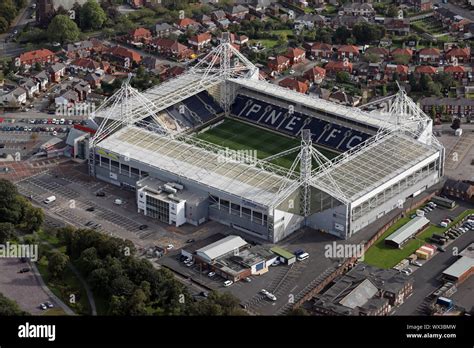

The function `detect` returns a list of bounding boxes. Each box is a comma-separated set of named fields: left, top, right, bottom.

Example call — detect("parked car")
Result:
left=139, top=224, right=148, bottom=230
left=223, top=280, right=233, bottom=287
left=437, top=246, right=446, bottom=252
left=272, top=260, right=281, bottom=266
left=45, top=301, right=54, bottom=308
left=244, top=277, right=252, bottom=283
left=186, top=239, right=195, bottom=243
left=208, top=272, right=216, bottom=278
left=39, top=303, right=47, bottom=310
left=266, top=292, right=277, bottom=301
left=411, top=261, right=422, bottom=267
left=166, top=244, right=174, bottom=250
left=96, top=191, right=105, bottom=197
left=86, top=207, right=95, bottom=212
left=260, top=289, right=269, bottom=296
left=18, top=267, right=30, bottom=273
left=200, top=291, right=209, bottom=298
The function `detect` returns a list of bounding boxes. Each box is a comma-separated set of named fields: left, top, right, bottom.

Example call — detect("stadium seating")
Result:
left=231, top=94, right=373, bottom=152
left=165, top=91, right=223, bottom=127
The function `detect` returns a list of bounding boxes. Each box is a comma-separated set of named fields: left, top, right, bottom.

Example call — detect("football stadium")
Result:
left=87, top=35, right=445, bottom=243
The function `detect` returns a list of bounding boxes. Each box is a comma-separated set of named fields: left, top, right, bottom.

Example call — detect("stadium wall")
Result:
left=306, top=203, right=349, bottom=239
left=272, top=209, right=305, bottom=242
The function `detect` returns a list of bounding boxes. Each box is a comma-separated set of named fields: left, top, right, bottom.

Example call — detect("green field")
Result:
left=364, top=209, right=474, bottom=269
left=196, top=118, right=338, bottom=169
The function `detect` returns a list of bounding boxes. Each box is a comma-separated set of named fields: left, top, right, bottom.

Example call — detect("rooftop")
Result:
left=97, top=126, right=295, bottom=207
left=196, top=235, right=248, bottom=261
left=385, top=216, right=430, bottom=246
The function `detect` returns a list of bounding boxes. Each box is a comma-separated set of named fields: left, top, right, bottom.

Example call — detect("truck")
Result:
left=436, top=296, right=453, bottom=309
left=43, top=196, right=56, bottom=204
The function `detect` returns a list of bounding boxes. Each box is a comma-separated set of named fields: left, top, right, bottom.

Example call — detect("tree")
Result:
left=0, top=223, right=15, bottom=244
left=333, top=26, right=351, bottom=44
left=190, top=291, right=246, bottom=316
left=19, top=200, right=43, bottom=233
left=48, top=251, right=69, bottom=278
left=451, top=117, right=461, bottom=130
left=336, top=71, right=350, bottom=83
left=0, top=293, right=28, bottom=315
left=0, top=0, right=18, bottom=24
left=386, top=5, right=399, bottom=18
left=353, top=23, right=385, bottom=45
left=0, top=179, right=22, bottom=224
left=47, top=15, right=80, bottom=44
left=393, top=54, right=410, bottom=65
left=80, top=0, right=107, bottom=31
left=362, top=53, right=381, bottom=63
left=287, top=307, right=309, bottom=316
left=0, top=17, right=8, bottom=33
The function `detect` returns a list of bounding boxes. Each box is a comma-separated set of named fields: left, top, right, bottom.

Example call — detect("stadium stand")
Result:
left=231, top=94, right=372, bottom=152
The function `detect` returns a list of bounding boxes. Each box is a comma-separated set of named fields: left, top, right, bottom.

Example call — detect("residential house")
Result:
left=420, top=97, right=474, bottom=117
left=198, top=14, right=217, bottom=30
left=55, top=90, right=79, bottom=105
left=414, top=65, right=438, bottom=76
left=285, top=47, right=306, bottom=64
left=165, top=65, right=186, bottom=79
left=20, top=79, right=39, bottom=99
left=34, top=71, right=49, bottom=91
left=19, top=49, right=55, bottom=66
left=176, top=18, right=200, bottom=30
left=325, top=60, right=353, bottom=75
left=70, top=58, right=101, bottom=74
left=130, top=27, right=152, bottom=43
left=445, top=47, right=471, bottom=64
left=338, top=45, right=360, bottom=61
left=234, top=34, right=249, bottom=46
left=84, top=73, right=102, bottom=89
left=384, top=18, right=410, bottom=36
left=226, top=5, right=249, bottom=20
left=188, top=32, right=212, bottom=51
left=65, top=40, right=94, bottom=59
left=304, top=66, right=326, bottom=84
left=152, top=38, right=193, bottom=61
left=278, top=78, right=309, bottom=94
left=410, top=0, right=432, bottom=12
left=105, top=46, right=142, bottom=68
left=364, top=47, right=389, bottom=61
left=311, top=42, right=333, bottom=59
left=418, top=47, right=441, bottom=64
left=49, top=62, right=66, bottom=83
left=155, top=23, right=174, bottom=37
left=391, top=48, right=413, bottom=62
left=267, top=56, right=290, bottom=74
left=128, top=0, right=143, bottom=8
left=294, top=14, right=326, bottom=30
left=343, top=3, right=374, bottom=17
left=385, top=64, right=408, bottom=81
left=211, top=9, right=227, bottom=22
left=329, top=90, right=361, bottom=106
left=443, top=179, right=474, bottom=202
left=1, top=87, right=27, bottom=105
left=444, top=65, right=467, bottom=80
left=73, top=80, right=91, bottom=101
left=332, top=15, right=368, bottom=29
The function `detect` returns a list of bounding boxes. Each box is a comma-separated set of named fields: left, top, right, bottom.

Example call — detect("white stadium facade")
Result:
left=87, top=35, right=445, bottom=243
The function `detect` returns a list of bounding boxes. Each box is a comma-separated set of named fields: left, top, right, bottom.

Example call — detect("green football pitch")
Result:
left=196, top=118, right=338, bottom=169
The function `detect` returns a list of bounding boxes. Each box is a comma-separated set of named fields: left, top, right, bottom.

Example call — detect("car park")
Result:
left=223, top=280, right=233, bottom=287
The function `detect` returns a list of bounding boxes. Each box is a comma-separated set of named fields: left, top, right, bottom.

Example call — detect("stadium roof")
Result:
left=312, top=133, right=439, bottom=203
left=385, top=216, right=430, bottom=246
left=230, top=77, right=395, bottom=131
left=196, top=235, right=248, bottom=262
left=97, top=125, right=296, bottom=207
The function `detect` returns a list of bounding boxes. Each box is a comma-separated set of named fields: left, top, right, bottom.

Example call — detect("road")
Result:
left=434, top=0, right=474, bottom=21
left=0, top=0, right=35, bottom=58
left=394, top=229, right=474, bottom=315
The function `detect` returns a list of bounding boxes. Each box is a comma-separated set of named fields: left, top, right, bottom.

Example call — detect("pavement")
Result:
left=393, top=215, right=474, bottom=315
left=0, top=258, right=73, bottom=315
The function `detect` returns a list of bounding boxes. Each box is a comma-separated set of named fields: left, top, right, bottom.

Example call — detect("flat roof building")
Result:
left=195, top=235, right=248, bottom=263
left=442, top=243, right=474, bottom=284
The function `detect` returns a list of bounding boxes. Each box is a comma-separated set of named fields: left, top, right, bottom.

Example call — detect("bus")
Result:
left=432, top=196, right=455, bottom=209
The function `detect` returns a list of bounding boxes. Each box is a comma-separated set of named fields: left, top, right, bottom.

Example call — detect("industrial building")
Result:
left=442, top=243, right=474, bottom=284
left=87, top=36, right=445, bottom=243
left=308, top=263, right=414, bottom=316
left=385, top=216, right=430, bottom=248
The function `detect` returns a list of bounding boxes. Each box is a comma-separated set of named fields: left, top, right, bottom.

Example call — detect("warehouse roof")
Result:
left=196, top=235, right=248, bottom=261
left=442, top=256, right=474, bottom=280
left=385, top=216, right=430, bottom=246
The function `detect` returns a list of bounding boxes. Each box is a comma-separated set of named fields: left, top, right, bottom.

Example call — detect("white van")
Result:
left=297, top=252, right=309, bottom=261
left=43, top=196, right=56, bottom=204
left=114, top=198, right=123, bottom=205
